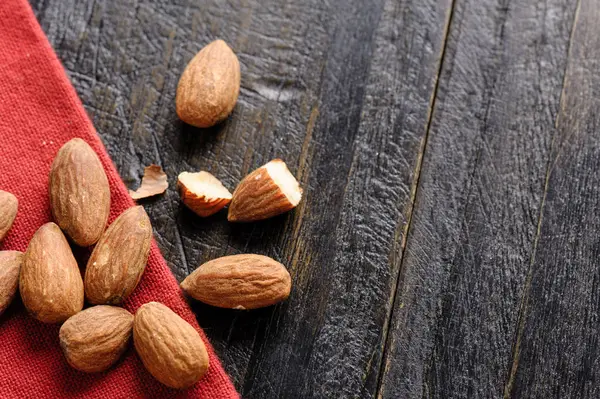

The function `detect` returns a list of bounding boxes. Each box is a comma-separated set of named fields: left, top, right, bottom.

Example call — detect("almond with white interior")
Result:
left=228, top=159, right=302, bottom=222
left=178, top=171, right=232, bottom=217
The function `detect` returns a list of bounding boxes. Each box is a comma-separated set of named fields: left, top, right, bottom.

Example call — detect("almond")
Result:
left=133, top=302, right=209, bottom=389
left=0, top=190, right=18, bottom=242
left=84, top=206, right=152, bottom=305
left=0, top=251, right=23, bottom=316
left=228, top=159, right=302, bottom=222
left=177, top=171, right=232, bottom=217
left=181, top=254, right=291, bottom=309
left=59, top=305, right=134, bottom=373
left=20, top=223, right=84, bottom=323
left=176, top=40, right=241, bottom=128
left=49, top=138, right=110, bottom=246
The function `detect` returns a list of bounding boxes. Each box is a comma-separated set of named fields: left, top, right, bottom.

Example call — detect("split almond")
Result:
left=228, top=159, right=302, bottom=222
left=134, top=302, right=209, bottom=389
left=181, top=254, right=291, bottom=309
left=176, top=40, right=241, bottom=128
left=0, top=190, right=18, bottom=242
left=177, top=171, right=232, bottom=217
left=49, top=138, right=110, bottom=246
left=20, top=223, right=84, bottom=323
left=59, top=306, right=134, bottom=373
left=85, top=206, right=152, bottom=305
left=0, top=251, right=23, bottom=316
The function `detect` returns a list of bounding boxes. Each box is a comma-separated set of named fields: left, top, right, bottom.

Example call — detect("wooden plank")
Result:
left=31, top=0, right=452, bottom=396
left=376, top=0, right=578, bottom=398
left=507, top=1, right=600, bottom=397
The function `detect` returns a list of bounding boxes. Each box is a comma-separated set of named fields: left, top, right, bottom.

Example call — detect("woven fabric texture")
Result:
left=0, top=0, right=238, bottom=397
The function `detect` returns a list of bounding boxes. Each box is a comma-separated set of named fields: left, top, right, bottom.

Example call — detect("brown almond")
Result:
left=133, top=302, right=209, bottom=389
left=177, top=171, right=232, bottom=217
left=49, top=138, right=110, bottom=246
left=0, top=190, right=18, bottom=242
left=228, top=159, right=302, bottom=222
left=0, top=251, right=23, bottom=316
left=181, top=254, right=291, bottom=309
left=84, top=206, right=152, bottom=305
left=176, top=40, right=241, bottom=128
left=20, top=223, right=84, bottom=323
left=59, top=305, right=134, bottom=373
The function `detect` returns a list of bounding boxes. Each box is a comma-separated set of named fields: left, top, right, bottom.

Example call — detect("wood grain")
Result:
left=31, top=0, right=452, bottom=397
left=31, top=0, right=600, bottom=397
left=376, top=0, right=578, bottom=398
left=509, top=1, right=600, bottom=397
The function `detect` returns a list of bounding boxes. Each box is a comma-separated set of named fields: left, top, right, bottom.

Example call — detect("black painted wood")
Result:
left=28, top=0, right=600, bottom=397
left=509, top=1, right=600, bottom=397
left=30, top=0, right=452, bottom=397
left=377, top=0, right=578, bottom=398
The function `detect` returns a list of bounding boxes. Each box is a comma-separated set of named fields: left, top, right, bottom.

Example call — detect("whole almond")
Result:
left=20, top=223, right=84, bottom=323
left=49, top=138, right=110, bottom=246
left=134, top=302, right=209, bottom=389
left=0, top=190, right=18, bottom=242
left=181, top=254, right=291, bottom=309
left=176, top=39, right=241, bottom=128
left=228, top=159, right=302, bottom=222
left=0, top=251, right=23, bottom=316
left=59, top=306, right=134, bottom=373
left=84, top=206, right=152, bottom=305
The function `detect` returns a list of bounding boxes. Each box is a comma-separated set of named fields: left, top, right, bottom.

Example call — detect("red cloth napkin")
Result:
left=0, top=0, right=239, bottom=398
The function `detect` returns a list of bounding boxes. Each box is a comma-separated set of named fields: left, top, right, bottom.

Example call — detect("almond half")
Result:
left=177, top=171, right=232, bottom=217
left=228, top=159, right=302, bottom=222
left=0, top=190, right=18, bottom=242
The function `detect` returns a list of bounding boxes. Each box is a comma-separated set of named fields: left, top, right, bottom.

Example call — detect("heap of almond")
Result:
left=0, top=139, right=299, bottom=388
left=0, top=39, right=302, bottom=390
left=0, top=139, right=206, bottom=389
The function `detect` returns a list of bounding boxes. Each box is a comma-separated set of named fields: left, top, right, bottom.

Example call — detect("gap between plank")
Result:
left=502, top=1, right=582, bottom=397
left=373, top=1, right=457, bottom=397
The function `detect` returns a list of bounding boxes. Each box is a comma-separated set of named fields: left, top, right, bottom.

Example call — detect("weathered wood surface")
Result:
left=510, top=2, right=600, bottom=397
left=378, top=1, right=578, bottom=398
left=28, top=0, right=600, bottom=397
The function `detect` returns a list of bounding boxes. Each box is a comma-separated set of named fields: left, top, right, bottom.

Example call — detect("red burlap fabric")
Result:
left=0, top=0, right=239, bottom=398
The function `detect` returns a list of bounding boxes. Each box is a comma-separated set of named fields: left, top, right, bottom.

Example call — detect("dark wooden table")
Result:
left=29, top=0, right=599, bottom=397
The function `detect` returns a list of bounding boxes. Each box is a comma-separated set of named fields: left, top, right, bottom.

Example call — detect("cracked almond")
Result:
left=228, top=159, right=302, bottom=222
left=177, top=171, right=232, bottom=217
